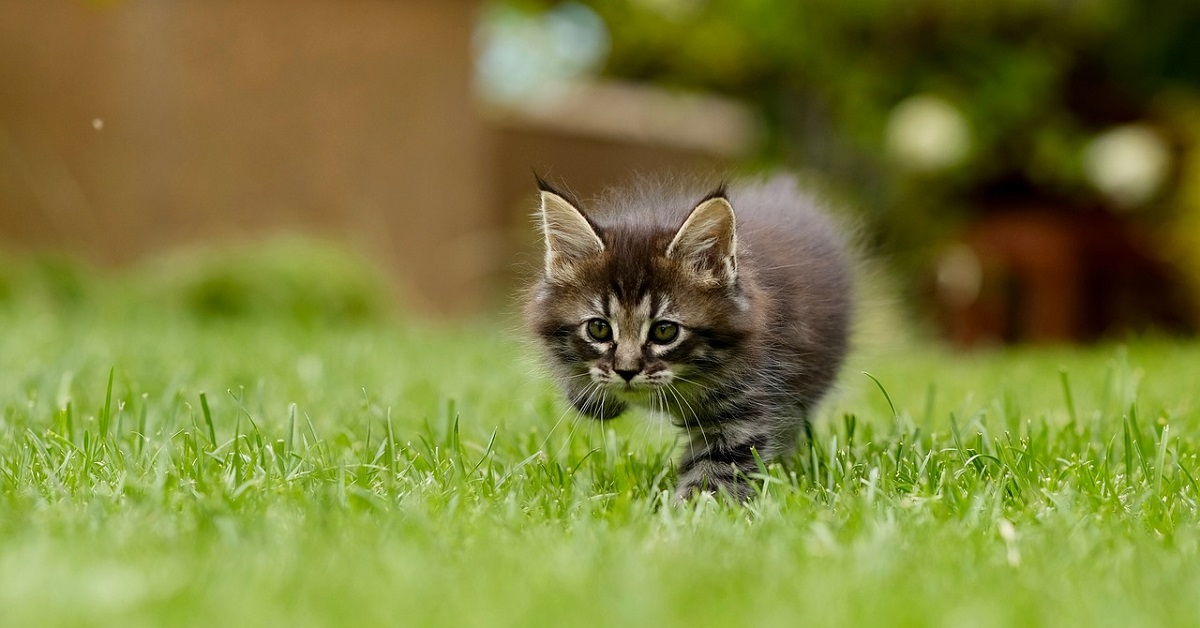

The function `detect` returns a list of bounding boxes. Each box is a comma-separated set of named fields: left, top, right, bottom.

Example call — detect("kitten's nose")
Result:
left=614, top=369, right=639, bottom=382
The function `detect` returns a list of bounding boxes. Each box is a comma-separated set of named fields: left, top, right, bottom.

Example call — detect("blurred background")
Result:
left=2, top=0, right=1199, bottom=346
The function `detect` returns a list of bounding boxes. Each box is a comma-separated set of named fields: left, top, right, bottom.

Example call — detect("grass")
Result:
left=2, top=241, right=1200, bottom=627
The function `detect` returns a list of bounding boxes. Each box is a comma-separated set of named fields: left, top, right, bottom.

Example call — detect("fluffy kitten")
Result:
left=525, top=174, right=852, bottom=501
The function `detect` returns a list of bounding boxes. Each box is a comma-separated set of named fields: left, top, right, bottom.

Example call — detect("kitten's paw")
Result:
left=674, top=474, right=753, bottom=504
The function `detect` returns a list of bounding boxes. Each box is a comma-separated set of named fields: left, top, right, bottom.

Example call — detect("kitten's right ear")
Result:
left=668, top=186, right=738, bottom=285
left=536, top=177, right=604, bottom=280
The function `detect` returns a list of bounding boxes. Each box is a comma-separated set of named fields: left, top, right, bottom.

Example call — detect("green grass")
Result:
left=2, top=243, right=1200, bottom=627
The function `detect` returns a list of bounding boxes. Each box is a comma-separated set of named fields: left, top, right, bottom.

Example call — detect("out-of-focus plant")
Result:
left=485, top=0, right=1200, bottom=293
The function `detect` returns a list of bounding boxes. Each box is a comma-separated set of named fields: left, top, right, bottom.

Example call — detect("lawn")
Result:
left=1, top=242, right=1199, bottom=627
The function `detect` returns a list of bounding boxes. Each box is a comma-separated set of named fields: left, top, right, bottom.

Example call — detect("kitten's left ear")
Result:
left=536, top=176, right=604, bottom=281
left=667, top=187, right=738, bottom=285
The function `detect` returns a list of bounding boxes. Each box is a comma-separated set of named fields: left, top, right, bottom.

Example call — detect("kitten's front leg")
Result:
left=675, top=422, right=777, bottom=502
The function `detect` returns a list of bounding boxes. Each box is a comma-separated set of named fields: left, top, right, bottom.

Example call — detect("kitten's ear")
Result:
left=667, top=187, right=738, bottom=285
left=538, top=181, right=604, bottom=280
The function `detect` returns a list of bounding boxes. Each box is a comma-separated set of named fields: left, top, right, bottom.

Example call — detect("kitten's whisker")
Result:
left=667, top=383, right=699, bottom=426
left=556, top=381, right=600, bottom=459
left=568, top=381, right=608, bottom=459
left=669, top=374, right=714, bottom=393
left=559, top=415, right=583, bottom=460
left=680, top=419, right=694, bottom=462
left=655, top=389, right=668, bottom=444
left=541, top=388, right=584, bottom=453
left=549, top=392, right=583, bottom=459
left=575, top=383, right=599, bottom=421
left=753, top=263, right=803, bottom=272
left=667, top=383, right=710, bottom=453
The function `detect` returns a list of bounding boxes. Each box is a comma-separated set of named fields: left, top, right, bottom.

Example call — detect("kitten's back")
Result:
left=730, top=176, right=853, bottom=411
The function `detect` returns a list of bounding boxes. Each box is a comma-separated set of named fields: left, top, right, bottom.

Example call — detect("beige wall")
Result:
left=0, top=0, right=492, bottom=314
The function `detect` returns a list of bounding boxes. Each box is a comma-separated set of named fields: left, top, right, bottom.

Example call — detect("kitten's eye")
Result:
left=586, top=318, right=612, bottom=342
left=650, top=321, right=679, bottom=344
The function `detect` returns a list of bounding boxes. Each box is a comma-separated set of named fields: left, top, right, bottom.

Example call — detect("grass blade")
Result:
left=199, top=392, right=217, bottom=447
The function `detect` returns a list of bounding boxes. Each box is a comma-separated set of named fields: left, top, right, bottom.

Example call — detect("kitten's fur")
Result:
left=526, top=174, right=852, bottom=501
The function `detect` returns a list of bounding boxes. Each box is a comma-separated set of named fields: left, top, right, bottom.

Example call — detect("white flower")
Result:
left=885, top=94, right=972, bottom=172
left=1083, top=124, right=1171, bottom=210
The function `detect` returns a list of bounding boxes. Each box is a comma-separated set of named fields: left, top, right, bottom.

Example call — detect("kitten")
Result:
left=525, top=174, right=852, bottom=501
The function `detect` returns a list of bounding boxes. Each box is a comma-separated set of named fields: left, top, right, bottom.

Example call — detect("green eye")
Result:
left=650, top=321, right=679, bottom=344
left=586, top=319, right=612, bottom=342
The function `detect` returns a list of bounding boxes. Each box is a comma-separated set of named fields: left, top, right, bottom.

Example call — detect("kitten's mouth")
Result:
left=604, top=377, right=656, bottom=389
left=606, top=380, right=663, bottom=401
left=609, top=384, right=652, bottom=401
left=599, top=375, right=672, bottom=391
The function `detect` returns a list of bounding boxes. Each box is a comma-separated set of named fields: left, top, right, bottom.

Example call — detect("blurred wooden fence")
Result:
left=0, top=0, right=751, bottom=315
left=0, top=0, right=493, bottom=313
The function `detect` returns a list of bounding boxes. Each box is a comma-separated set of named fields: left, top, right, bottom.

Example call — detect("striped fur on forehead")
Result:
left=539, top=231, right=739, bottom=324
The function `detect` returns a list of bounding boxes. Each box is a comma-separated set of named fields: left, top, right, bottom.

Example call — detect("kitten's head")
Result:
left=527, top=177, right=760, bottom=405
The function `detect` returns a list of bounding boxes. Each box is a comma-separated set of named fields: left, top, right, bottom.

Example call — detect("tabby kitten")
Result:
left=526, top=174, right=852, bottom=501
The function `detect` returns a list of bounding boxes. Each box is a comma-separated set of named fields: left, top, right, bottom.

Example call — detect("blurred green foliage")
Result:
left=499, top=0, right=1200, bottom=281
left=142, top=238, right=394, bottom=325
left=0, top=252, right=94, bottom=311
left=0, top=238, right=395, bottom=326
